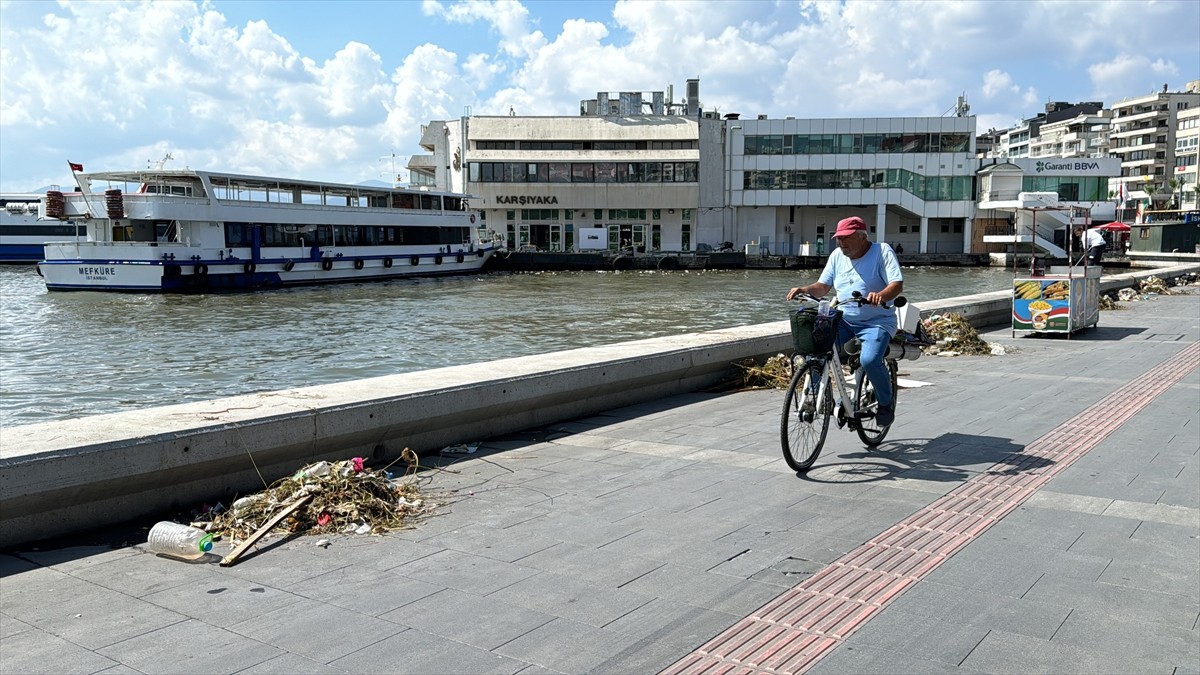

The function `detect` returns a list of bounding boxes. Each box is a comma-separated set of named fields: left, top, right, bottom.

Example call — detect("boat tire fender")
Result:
left=456, top=252, right=465, bottom=263
left=410, top=255, right=420, bottom=266
left=244, top=262, right=256, bottom=274
left=435, top=254, right=443, bottom=265
left=321, top=258, right=333, bottom=271
left=163, top=264, right=182, bottom=279
left=612, top=256, right=633, bottom=271
left=283, top=260, right=295, bottom=272
left=657, top=256, right=679, bottom=271
left=354, top=259, right=364, bottom=270
left=195, top=263, right=208, bottom=275
left=383, top=257, right=393, bottom=268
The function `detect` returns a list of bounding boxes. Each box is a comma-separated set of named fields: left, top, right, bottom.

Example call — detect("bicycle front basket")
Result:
left=810, top=310, right=842, bottom=354
left=789, top=308, right=818, bottom=355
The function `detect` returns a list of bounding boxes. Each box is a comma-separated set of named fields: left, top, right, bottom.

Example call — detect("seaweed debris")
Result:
left=208, top=451, right=436, bottom=542
left=736, top=354, right=793, bottom=389
left=922, top=313, right=992, bottom=356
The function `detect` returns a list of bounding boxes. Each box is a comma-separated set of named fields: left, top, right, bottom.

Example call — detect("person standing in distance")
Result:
left=1075, top=226, right=1107, bottom=266
left=786, top=216, right=904, bottom=426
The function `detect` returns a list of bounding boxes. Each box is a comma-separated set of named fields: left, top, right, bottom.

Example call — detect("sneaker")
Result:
left=875, top=404, right=894, bottom=427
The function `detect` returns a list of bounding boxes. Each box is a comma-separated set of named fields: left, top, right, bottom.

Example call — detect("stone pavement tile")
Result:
left=809, top=643, right=986, bottom=674
left=709, top=548, right=799, bottom=586
left=69, top=548, right=227, bottom=598
left=276, top=534, right=443, bottom=574
left=779, top=530, right=864, bottom=565
left=959, top=628, right=1176, bottom=675
left=513, top=664, right=565, bottom=675
left=487, top=570, right=654, bottom=627
left=141, top=575, right=304, bottom=626
left=985, top=504, right=1139, bottom=551
left=884, top=580, right=1071, bottom=641
left=509, top=511, right=643, bottom=550
left=595, top=451, right=692, bottom=471
left=217, top=540, right=354, bottom=588
left=0, top=553, right=37, bottom=577
left=1022, top=574, right=1198, bottom=630
left=381, top=587, right=553, bottom=651
left=1065, top=524, right=1198, bottom=575
left=513, top=469, right=636, bottom=500
left=838, top=607, right=990, bottom=667
left=493, top=617, right=654, bottom=674
left=617, top=563, right=782, bottom=616
left=514, top=541, right=665, bottom=589
left=1, top=566, right=189, bottom=650
left=1051, top=608, right=1200, bottom=669
left=236, top=653, right=352, bottom=674
left=0, top=626, right=120, bottom=674
left=616, top=506, right=748, bottom=543
left=602, top=596, right=739, bottom=651
left=1095, top=556, right=1200, bottom=601
left=587, top=639, right=687, bottom=675
left=0, top=612, right=33, bottom=638
left=329, top=628, right=529, bottom=674
left=596, top=527, right=755, bottom=572
left=415, top=523, right=562, bottom=563
left=97, top=618, right=283, bottom=673
left=389, top=549, right=539, bottom=596
left=1048, top=464, right=1175, bottom=505
left=284, top=564, right=443, bottom=617
left=15, top=545, right=140, bottom=573
left=925, top=537, right=1111, bottom=598
left=95, top=665, right=144, bottom=674
left=227, top=599, right=403, bottom=665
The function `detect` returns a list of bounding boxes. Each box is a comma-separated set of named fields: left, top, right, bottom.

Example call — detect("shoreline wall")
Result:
left=2, top=263, right=1196, bottom=547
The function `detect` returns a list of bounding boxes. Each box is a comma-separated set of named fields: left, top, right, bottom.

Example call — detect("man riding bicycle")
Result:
left=786, top=216, right=904, bottom=426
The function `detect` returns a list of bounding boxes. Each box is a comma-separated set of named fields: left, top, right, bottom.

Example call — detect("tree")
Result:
left=1168, top=178, right=1181, bottom=209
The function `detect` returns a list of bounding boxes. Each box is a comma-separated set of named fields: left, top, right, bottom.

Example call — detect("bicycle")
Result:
left=780, top=292, right=928, bottom=472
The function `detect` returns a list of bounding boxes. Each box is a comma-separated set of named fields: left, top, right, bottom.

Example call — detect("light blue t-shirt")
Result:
left=817, top=242, right=903, bottom=335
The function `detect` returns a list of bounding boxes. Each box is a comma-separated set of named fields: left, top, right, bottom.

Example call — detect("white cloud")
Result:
left=1, top=0, right=1198, bottom=192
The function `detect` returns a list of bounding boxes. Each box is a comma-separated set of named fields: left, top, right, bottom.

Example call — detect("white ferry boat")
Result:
left=1, top=193, right=85, bottom=263
left=37, top=169, right=500, bottom=292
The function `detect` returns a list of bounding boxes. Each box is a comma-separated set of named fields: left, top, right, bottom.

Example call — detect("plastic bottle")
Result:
left=818, top=299, right=830, bottom=316
left=147, top=521, right=214, bottom=560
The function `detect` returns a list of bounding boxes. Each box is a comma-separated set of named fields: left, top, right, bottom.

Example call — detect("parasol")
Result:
left=1095, top=221, right=1130, bottom=232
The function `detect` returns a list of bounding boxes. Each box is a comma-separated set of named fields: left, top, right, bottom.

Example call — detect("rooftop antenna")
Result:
left=147, top=152, right=173, bottom=169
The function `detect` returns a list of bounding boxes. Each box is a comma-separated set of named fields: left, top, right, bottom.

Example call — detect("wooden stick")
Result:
left=219, top=494, right=313, bottom=567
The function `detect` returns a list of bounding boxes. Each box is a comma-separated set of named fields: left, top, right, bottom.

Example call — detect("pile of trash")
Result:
left=1137, top=276, right=1174, bottom=295
left=1098, top=293, right=1124, bottom=310
left=205, top=453, right=435, bottom=542
left=736, top=355, right=793, bottom=389
left=921, top=313, right=993, bottom=356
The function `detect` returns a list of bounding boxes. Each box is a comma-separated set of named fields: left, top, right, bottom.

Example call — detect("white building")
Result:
left=409, top=84, right=705, bottom=254
left=1173, top=103, right=1199, bottom=209
left=723, top=116, right=977, bottom=255
left=409, top=81, right=991, bottom=256
left=977, top=156, right=1122, bottom=257
left=1109, top=84, right=1200, bottom=202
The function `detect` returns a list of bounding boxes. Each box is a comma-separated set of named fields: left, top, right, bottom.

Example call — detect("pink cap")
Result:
left=833, top=216, right=867, bottom=238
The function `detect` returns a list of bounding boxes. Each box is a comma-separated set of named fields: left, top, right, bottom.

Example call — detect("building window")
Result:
left=681, top=224, right=691, bottom=251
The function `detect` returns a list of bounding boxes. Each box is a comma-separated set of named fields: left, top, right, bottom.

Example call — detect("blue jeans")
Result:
left=837, top=324, right=894, bottom=407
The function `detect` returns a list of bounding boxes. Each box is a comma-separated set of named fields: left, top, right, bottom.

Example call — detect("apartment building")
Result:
left=991, top=102, right=1105, bottom=159
left=1109, top=83, right=1200, bottom=202
left=1173, top=104, right=1199, bottom=209
left=1028, top=110, right=1111, bottom=159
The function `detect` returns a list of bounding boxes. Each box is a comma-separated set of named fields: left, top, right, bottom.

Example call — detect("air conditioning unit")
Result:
left=702, top=111, right=719, bottom=119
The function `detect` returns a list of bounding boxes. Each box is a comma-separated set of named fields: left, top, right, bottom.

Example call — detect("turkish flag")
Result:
left=68, top=162, right=83, bottom=172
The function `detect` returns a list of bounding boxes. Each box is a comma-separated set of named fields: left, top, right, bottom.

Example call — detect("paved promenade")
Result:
left=2, top=290, right=1197, bottom=674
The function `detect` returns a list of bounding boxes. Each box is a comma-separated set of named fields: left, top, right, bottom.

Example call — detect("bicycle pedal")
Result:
left=850, top=410, right=874, bottom=420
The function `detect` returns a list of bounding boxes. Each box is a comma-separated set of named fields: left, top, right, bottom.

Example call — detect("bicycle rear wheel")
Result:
left=781, top=360, right=831, bottom=471
left=855, top=360, right=898, bottom=446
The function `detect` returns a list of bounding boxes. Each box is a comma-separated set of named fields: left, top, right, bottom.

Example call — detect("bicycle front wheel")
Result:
left=781, top=360, right=831, bottom=471
left=855, top=360, right=898, bottom=446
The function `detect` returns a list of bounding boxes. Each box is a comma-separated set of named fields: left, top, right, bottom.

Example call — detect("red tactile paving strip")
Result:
left=662, top=341, right=1200, bottom=675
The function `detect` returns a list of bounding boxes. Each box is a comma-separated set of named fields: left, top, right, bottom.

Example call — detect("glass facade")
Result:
left=469, top=161, right=698, bottom=183
left=1021, top=176, right=1109, bottom=201
left=742, top=169, right=973, bottom=201
left=742, top=132, right=970, bottom=155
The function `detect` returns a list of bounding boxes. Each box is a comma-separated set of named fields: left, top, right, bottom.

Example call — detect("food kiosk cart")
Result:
left=1011, top=206, right=1100, bottom=337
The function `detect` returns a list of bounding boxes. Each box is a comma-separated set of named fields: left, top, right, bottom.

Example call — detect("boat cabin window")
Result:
left=444, top=196, right=464, bottom=211
left=143, top=184, right=195, bottom=197
left=420, top=194, right=439, bottom=210
left=394, top=194, right=416, bottom=209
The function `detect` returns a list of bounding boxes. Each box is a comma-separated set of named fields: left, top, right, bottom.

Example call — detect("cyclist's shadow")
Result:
left=796, top=432, right=1053, bottom=485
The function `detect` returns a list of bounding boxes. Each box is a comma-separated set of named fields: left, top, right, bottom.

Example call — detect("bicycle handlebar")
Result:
left=791, top=290, right=906, bottom=309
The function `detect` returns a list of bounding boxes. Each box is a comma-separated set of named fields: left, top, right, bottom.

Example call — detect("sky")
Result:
left=1, top=0, right=1197, bottom=193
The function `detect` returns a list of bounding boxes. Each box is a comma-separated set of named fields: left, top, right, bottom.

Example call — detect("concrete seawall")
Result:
left=2, top=263, right=1196, bottom=547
